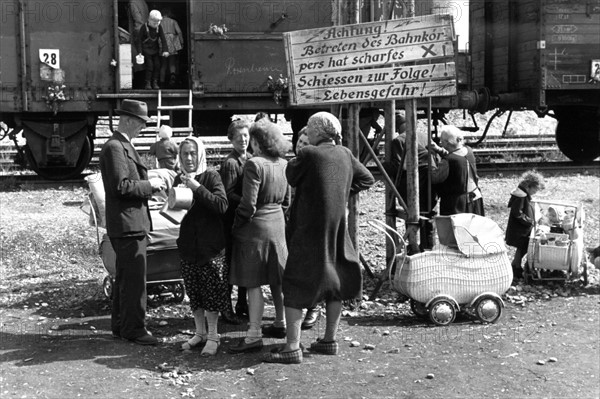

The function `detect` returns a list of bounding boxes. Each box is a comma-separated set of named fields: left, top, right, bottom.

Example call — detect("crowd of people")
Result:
left=100, top=99, right=540, bottom=362
left=100, top=101, right=375, bottom=363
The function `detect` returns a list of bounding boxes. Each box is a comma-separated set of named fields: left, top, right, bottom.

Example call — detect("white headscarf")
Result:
left=178, top=136, right=207, bottom=179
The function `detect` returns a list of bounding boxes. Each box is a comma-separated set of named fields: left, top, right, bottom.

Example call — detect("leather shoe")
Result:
left=129, top=333, right=159, bottom=346
left=222, top=309, right=242, bottom=325
left=235, top=302, right=249, bottom=318
left=301, top=307, right=321, bottom=330
left=262, top=324, right=286, bottom=339
left=228, top=339, right=263, bottom=353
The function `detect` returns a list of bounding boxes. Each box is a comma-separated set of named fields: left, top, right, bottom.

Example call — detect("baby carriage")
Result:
left=525, top=200, right=588, bottom=285
left=371, top=214, right=512, bottom=326
left=84, top=171, right=185, bottom=302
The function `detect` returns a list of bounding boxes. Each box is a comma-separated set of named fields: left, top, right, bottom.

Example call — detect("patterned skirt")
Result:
left=180, top=253, right=230, bottom=313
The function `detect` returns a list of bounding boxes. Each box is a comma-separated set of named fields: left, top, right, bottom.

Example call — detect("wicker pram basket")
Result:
left=393, top=249, right=511, bottom=304
left=385, top=214, right=512, bottom=304
left=371, top=214, right=512, bottom=325
left=524, top=200, right=587, bottom=283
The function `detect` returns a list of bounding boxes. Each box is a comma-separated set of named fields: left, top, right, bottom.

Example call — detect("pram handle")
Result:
left=367, top=220, right=407, bottom=284
left=88, top=193, right=101, bottom=250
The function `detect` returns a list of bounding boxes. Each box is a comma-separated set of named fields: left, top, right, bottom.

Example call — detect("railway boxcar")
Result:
left=1, top=0, right=598, bottom=180
left=0, top=0, right=336, bottom=179
left=0, top=0, right=115, bottom=179
left=468, top=0, right=600, bottom=161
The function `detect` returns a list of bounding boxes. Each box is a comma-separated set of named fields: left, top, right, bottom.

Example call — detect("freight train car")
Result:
left=0, top=0, right=335, bottom=179
left=1, top=0, right=598, bottom=180
left=468, top=0, right=600, bottom=162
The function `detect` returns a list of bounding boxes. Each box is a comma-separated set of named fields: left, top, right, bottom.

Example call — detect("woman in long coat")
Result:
left=229, top=120, right=291, bottom=353
left=264, top=112, right=374, bottom=364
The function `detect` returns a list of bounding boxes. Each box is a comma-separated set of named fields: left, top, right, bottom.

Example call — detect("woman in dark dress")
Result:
left=429, top=125, right=485, bottom=216
left=264, top=112, right=374, bottom=364
left=176, top=137, right=229, bottom=356
left=229, top=120, right=291, bottom=353
left=220, top=119, right=252, bottom=323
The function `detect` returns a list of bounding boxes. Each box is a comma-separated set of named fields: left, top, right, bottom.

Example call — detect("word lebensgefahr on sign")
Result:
left=283, top=14, right=458, bottom=105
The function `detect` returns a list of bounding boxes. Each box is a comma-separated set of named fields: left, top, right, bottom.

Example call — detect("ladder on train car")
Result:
left=156, top=90, right=193, bottom=137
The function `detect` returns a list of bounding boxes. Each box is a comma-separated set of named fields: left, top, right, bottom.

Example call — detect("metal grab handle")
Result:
left=367, top=220, right=407, bottom=284
left=88, top=193, right=101, bottom=251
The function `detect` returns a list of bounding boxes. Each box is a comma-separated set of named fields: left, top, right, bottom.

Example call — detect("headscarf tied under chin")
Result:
left=178, top=136, right=207, bottom=180
left=308, top=111, right=343, bottom=145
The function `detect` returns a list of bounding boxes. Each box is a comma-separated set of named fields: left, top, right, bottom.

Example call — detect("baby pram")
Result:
left=84, top=171, right=185, bottom=302
left=371, top=214, right=512, bottom=326
left=525, top=200, right=588, bottom=285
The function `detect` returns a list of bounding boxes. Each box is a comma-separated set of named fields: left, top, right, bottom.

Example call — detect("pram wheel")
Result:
left=428, top=299, right=456, bottom=326
left=410, top=300, right=428, bottom=318
left=474, top=296, right=502, bottom=324
left=172, top=283, right=185, bottom=303
left=103, top=276, right=114, bottom=300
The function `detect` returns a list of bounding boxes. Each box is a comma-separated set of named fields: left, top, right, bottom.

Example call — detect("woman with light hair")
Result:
left=429, top=125, right=485, bottom=216
left=228, top=120, right=292, bottom=354
left=263, top=112, right=374, bottom=364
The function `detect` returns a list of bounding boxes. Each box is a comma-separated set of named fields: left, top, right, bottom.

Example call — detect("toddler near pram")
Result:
left=505, top=171, right=545, bottom=282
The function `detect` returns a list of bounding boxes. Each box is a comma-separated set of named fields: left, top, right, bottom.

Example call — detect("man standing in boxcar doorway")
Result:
left=100, top=99, right=165, bottom=345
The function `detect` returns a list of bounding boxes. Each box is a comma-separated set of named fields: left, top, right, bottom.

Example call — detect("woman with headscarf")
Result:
left=228, top=120, right=291, bottom=354
left=175, top=137, right=229, bottom=356
left=263, top=112, right=375, bottom=364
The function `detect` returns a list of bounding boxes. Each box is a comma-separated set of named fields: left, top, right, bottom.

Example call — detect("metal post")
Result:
left=404, top=0, right=421, bottom=254
left=346, top=0, right=361, bottom=250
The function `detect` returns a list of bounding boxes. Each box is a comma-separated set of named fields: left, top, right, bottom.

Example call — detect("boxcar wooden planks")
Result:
left=470, top=0, right=600, bottom=98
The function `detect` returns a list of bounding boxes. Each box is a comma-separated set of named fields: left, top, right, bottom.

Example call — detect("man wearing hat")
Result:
left=100, top=99, right=166, bottom=345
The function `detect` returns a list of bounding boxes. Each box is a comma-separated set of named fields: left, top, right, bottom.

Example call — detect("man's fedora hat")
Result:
left=115, top=99, right=151, bottom=122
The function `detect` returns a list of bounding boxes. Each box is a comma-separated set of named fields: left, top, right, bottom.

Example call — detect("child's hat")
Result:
left=158, top=125, right=173, bottom=139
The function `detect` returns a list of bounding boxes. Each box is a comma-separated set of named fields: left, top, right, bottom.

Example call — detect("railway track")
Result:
left=0, top=131, right=569, bottom=170
left=1, top=124, right=598, bottom=185
left=3, top=160, right=598, bottom=188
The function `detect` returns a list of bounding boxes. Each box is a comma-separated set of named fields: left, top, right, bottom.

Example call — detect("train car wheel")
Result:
left=555, top=108, right=600, bottom=162
left=428, top=299, right=456, bottom=326
left=24, top=135, right=93, bottom=180
left=474, top=296, right=502, bottom=324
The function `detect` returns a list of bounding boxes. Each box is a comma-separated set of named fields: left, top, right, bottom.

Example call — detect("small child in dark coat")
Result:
left=136, top=9, right=168, bottom=90
left=149, top=125, right=178, bottom=170
left=505, top=171, right=545, bottom=281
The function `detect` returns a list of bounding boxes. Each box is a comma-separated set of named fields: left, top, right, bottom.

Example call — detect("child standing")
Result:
left=505, top=171, right=545, bottom=282
left=159, top=8, right=184, bottom=88
left=136, top=9, right=168, bottom=90
left=149, top=125, right=178, bottom=170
